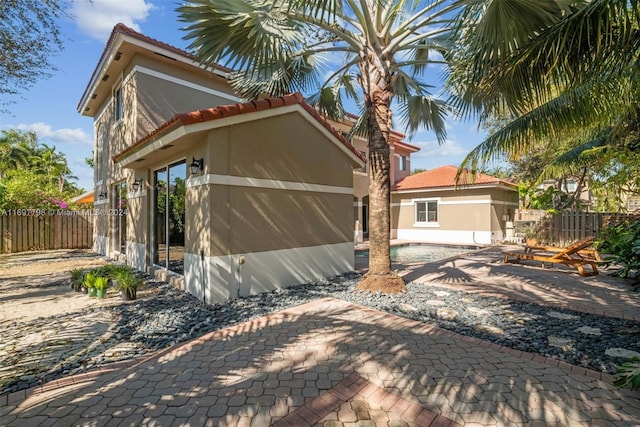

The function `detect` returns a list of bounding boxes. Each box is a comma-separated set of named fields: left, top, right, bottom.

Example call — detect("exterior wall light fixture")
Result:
left=132, top=178, right=143, bottom=192
left=190, top=157, right=204, bottom=175
left=98, top=192, right=107, bottom=200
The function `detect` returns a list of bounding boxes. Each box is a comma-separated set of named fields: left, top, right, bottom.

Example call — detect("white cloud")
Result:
left=412, top=138, right=468, bottom=158
left=72, top=0, right=154, bottom=40
left=13, top=122, right=92, bottom=146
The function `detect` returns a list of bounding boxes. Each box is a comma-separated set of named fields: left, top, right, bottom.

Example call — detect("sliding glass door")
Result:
left=153, top=161, right=186, bottom=274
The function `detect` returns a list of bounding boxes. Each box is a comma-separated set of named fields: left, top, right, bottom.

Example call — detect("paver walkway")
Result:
left=383, top=245, right=640, bottom=321
left=1, top=298, right=639, bottom=426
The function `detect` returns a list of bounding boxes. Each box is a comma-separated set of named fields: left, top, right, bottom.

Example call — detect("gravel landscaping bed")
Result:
left=2, top=271, right=639, bottom=396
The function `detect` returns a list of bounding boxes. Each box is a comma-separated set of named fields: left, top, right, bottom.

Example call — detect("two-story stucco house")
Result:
left=78, top=24, right=364, bottom=303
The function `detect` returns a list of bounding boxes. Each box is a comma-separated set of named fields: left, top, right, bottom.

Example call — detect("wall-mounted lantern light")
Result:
left=190, top=157, right=204, bottom=175
left=132, top=178, right=143, bottom=192
left=98, top=192, right=107, bottom=200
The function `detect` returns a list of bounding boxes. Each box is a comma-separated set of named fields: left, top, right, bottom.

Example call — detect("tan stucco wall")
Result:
left=135, top=58, right=236, bottom=141
left=391, top=187, right=517, bottom=232
left=210, top=113, right=355, bottom=186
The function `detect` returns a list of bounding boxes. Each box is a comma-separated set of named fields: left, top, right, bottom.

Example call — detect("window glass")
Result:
left=416, top=200, right=438, bottom=223
left=114, top=87, right=123, bottom=122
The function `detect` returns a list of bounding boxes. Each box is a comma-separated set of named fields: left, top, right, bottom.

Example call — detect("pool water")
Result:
left=355, top=243, right=479, bottom=264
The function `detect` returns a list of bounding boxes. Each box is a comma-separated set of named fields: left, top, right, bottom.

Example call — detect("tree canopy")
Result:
left=0, top=129, right=80, bottom=209
left=178, top=0, right=469, bottom=293
left=0, top=0, right=68, bottom=108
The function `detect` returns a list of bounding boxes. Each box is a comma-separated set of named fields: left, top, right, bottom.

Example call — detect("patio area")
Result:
left=1, top=245, right=639, bottom=426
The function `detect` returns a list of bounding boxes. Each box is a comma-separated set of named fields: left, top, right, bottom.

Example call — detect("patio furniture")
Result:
left=503, top=237, right=600, bottom=276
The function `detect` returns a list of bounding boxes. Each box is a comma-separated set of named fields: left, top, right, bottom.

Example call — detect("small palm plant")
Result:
left=94, top=276, right=109, bottom=299
left=84, top=272, right=97, bottom=297
left=115, top=270, right=143, bottom=301
left=70, top=269, right=85, bottom=292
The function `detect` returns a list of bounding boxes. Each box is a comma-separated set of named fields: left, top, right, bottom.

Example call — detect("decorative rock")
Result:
left=576, top=326, right=602, bottom=336
left=605, top=348, right=640, bottom=359
left=468, top=307, right=490, bottom=316
left=426, top=300, right=445, bottom=306
left=399, top=303, right=418, bottom=313
left=434, top=290, right=451, bottom=297
left=548, top=336, right=575, bottom=351
left=547, top=311, right=579, bottom=320
left=474, top=324, right=504, bottom=335
left=436, top=308, right=458, bottom=320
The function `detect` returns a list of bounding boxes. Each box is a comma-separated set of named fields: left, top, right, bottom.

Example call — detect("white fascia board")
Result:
left=79, top=33, right=231, bottom=114
left=392, top=183, right=516, bottom=194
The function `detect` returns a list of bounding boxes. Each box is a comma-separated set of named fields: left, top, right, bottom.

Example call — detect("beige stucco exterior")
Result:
left=80, top=24, right=363, bottom=303
left=391, top=186, right=519, bottom=245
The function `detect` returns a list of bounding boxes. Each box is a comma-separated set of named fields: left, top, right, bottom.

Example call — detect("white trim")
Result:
left=127, top=190, right=147, bottom=199
left=94, top=199, right=109, bottom=206
left=392, top=183, right=517, bottom=193
left=184, top=242, right=354, bottom=304
left=392, top=199, right=519, bottom=207
left=186, top=174, right=353, bottom=195
left=79, top=31, right=231, bottom=113
left=133, top=65, right=241, bottom=103
left=395, top=229, right=494, bottom=245
left=413, top=222, right=440, bottom=228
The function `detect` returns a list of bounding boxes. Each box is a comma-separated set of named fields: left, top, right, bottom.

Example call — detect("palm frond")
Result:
left=397, top=93, right=449, bottom=142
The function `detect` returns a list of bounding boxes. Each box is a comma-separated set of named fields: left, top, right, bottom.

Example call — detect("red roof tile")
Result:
left=113, top=93, right=366, bottom=163
left=393, top=165, right=516, bottom=191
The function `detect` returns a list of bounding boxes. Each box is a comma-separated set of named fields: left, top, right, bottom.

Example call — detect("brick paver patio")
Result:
left=1, top=296, right=639, bottom=426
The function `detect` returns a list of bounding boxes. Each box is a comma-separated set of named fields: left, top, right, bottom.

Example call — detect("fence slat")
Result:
left=0, top=212, right=94, bottom=254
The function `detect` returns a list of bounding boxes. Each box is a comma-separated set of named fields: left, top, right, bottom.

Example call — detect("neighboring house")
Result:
left=537, top=178, right=594, bottom=210
left=78, top=24, right=363, bottom=303
left=391, top=166, right=519, bottom=245
left=328, top=115, right=420, bottom=238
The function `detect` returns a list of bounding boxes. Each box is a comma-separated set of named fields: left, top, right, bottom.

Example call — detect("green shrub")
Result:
left=84, top=272, right=97, bottom=288
left=614, top=357, right=640, bottom=391
left=94, top=276, right=109, bottom=291
left=70, top=269, right=85, bottom=290
left=595, top=219, right=640, bottom=283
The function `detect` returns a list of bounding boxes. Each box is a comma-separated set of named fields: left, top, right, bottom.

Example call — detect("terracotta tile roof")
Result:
left=78, top=23, right=231, bottom=111
left=113, top=93, right=366, bottom=163
left=393, top=165, right=517, bottom=191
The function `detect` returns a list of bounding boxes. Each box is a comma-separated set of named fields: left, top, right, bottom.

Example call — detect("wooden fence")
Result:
left=0, top=210, right=94, bottom=254
left=514, top=209, right=640, bottom=245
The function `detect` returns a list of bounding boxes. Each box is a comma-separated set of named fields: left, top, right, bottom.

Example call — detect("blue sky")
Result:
left=0, top=0, right=487, bottom=191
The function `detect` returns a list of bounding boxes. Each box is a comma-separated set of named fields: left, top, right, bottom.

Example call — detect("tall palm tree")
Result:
left=33, top=144, right=76, bottom=192
left=0, top=130, right=33, bottom=179
left=449, top=0, right=640, bottom=184
left=178, top=0, right=469, bottom=292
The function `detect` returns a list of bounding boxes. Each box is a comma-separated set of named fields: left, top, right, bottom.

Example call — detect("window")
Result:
left=415, top=200, right=438, bottom=223
left=399, top=155, right=408, bottom=171
left=114, top=86, right=123, bottom=122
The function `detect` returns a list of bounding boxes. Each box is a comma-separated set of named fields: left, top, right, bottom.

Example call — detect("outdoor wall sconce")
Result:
left=132, top=178, right=143, bottom=192
left=190, top=157, right=204, bottom=175
left=155, top=181, right=165, bottom=191
left=98, top=192, right=107, bottom=200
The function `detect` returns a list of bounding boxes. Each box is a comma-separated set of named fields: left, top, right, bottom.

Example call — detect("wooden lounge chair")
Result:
left=503, top=237, right=599, bottom=276
left=523, top=239, right=603, bottom=262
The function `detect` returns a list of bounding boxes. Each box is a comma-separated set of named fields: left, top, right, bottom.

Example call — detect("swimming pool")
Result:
left=355, top=243, right=480, bottom=264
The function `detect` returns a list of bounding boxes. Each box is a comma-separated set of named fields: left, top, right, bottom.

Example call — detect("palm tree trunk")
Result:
left=356, top=80, right=406, bottom=294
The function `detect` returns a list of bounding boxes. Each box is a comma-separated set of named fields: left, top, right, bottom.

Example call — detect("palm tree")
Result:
left=33, top=144, right=76, bottom=192
left=449, top=0, right=640, bottom=186
left=0, top=130, right=33, bottom=179
left=178, top=0, right=470, bottom=293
